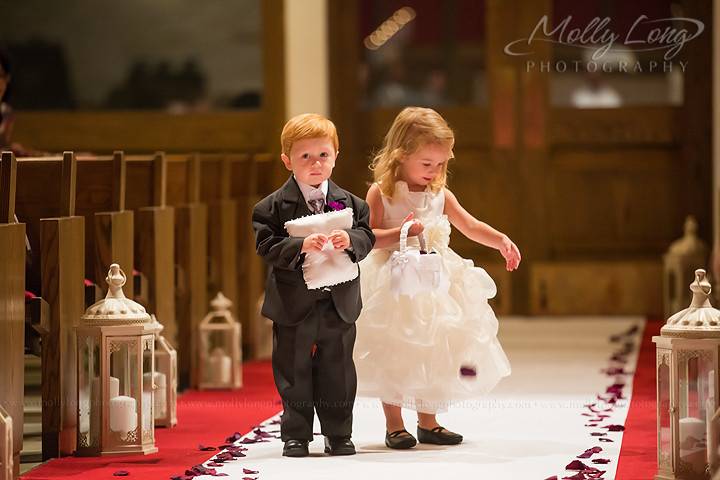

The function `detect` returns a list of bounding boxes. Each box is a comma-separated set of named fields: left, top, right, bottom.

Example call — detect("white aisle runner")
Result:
left=208, top=317, right=645, bottom=480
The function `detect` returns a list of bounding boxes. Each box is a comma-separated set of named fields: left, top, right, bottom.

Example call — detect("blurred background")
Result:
left=0, top=0, right=715, bottom=317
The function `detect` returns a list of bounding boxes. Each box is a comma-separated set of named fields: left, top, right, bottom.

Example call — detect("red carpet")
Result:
left=22, top=361, right=280, bottom=480
left=615, top=319, right=663, bottom=480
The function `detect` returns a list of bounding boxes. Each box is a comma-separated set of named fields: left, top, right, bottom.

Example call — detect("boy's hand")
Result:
left=302, top=233, right=329, bottom=253
left=329, top=230, right=351, bottom=250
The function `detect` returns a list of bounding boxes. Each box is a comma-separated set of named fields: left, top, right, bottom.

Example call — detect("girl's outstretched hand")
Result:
left=401, top=212, right=424, bottom=237
left=499, top=235, right=521, bottom=271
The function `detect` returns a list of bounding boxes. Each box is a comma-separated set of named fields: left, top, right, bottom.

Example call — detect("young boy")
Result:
left=252, top=113, right=375, bottom=457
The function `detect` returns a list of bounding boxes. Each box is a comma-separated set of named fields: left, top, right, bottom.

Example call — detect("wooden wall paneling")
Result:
left=126, top=153, right=178, bottom=347
left=75, top=152, right=134, bottom=298
left=0, top=152, right=25, bottom=477
left=547, top=147, right=683, bottom=257
left=167, top=154, right=208, bottom=389
left=679, top=0, right=713, bottom=244
left=530, top=261, right=663, bottom=316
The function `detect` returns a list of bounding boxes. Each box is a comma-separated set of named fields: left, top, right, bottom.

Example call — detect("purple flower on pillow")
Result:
left=326, top=200, right=346, bottom=211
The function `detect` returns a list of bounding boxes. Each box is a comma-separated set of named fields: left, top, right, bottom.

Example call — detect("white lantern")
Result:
left=151, top=315, right=177, bottom=428
left=654, top=269, right=720, bottom=479
left=76, top=264, right=160, bottom=456
left=198, top=293, right=242, bottom=389
left=0, top=404, right=12, bottom=480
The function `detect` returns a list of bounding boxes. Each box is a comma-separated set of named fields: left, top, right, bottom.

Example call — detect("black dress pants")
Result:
left=271, top=295, right=357, bottom=441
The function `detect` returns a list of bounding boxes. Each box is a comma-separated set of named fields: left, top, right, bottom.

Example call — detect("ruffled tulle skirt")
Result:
left=354, top=247, right=511, bottom=413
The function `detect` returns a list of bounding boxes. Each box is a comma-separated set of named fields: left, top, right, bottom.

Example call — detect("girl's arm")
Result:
left=444, top=188, right=521, bottom=271
left=366, top=183, right=422, bottom=249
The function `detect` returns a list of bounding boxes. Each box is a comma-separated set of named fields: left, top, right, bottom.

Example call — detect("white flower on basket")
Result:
left=284, top=208, right=358, bottom=289
left=423, top=215, right=451, bottom=252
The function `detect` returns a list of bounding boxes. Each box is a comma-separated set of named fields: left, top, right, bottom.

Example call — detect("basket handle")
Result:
left=399, top=221, right=427, bottom=253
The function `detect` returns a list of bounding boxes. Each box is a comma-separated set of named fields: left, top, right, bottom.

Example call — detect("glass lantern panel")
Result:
left=141, top=336, right=154, bottom=442
left=170, top=351, right=177, bottom=419
left=78, top=334, right=101, bottom=450
left=678, top=351, right=713, bottom=476
left=658, top=353, right=671, bottom=468
left=154, top=348, right=168, bottom=421
left=205, top=327, right=232, bottom=385
left=108, top=338, right=140, bottom=440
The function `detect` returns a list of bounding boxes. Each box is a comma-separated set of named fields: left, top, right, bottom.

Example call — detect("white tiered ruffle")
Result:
left=354, top=216, right=511, bottom=413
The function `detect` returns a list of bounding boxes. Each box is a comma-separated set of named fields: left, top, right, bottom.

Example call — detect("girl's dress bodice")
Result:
left=378, top=181, right=451, bottom=252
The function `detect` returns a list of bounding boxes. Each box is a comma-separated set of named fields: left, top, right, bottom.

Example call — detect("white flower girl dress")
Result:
left=354, top=181, right=511, bottom=413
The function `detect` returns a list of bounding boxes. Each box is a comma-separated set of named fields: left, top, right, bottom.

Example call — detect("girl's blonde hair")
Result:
left=370, top=107, right=454, bottom=198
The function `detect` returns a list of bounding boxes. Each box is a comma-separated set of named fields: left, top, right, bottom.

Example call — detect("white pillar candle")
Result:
left=91, top=376, right=120, bottom=404
left=109, top=396, right=137, bottom=434
left=208, top=348, right=231, bottom=385
left=153, top=372, right=167, bottom=419
left=679, top=417, right=705, bottom=447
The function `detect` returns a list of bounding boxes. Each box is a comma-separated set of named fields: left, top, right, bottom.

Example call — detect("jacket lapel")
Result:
left=325, top=180, right=349, bottom=208
left=280, top=175, right=312, bottom=220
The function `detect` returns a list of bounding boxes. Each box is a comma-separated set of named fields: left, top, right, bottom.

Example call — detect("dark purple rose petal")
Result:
left=460, top=366, right=477, bottom=377
left=604, top=424, right=625, bottom=432
left=113, top=472, right=130, bottom=477
left=199, top=444, right=217, bottom=451
left=576, top=446, right=602, bottom=458
left=590, top=432, right=607, bottom=436
left=225, top=432, right=243, bottom=443
left=561, top=473, right=586, bottom=480
left=592, top=458, right=611, bottom=464
left=565, top=460, right=588, bottom=470
left=252, top=428, right=276, bottom=439
left=243, top=469, right=259, bottom=474
left=603, top=367, right=628, bottom=375
left=598, top=438, right=614, bottom=443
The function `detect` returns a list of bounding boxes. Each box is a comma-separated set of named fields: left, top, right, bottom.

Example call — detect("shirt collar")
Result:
left=294, top=175, right=328, bottom=203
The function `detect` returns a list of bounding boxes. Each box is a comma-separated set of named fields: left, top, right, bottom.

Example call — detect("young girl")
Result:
left=354, top=107, right=521, bottom=449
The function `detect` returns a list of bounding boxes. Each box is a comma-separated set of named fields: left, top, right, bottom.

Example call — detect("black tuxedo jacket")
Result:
left=252, top=176, right=375, bottom=326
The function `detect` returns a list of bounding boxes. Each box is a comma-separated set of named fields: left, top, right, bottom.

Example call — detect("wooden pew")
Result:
left=125, top=152, right=177, bottom=347
left=75, top=152, right=133, bottom=298
left=0, top=403, right=12, bottom=480
left=13, top=152, right=84, bottom=459
left=231, top=153, right=275, bottom=359
left=0, top=152, right=26, bottom=477
left=166, top=154, right=208, bottom=389
left=197, top=154, right=238, bottom=324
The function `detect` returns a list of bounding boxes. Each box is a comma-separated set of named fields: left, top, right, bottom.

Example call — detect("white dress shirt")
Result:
left=294, top=175, right=328, bottom=210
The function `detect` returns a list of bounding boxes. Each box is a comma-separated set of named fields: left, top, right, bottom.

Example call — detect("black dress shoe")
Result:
left=324, top=436, right=356, bottom=455
left=283, top=439, right=309, bottom=457
left=385, top=429, right=417, bottom=449
left=417, top=425, right=463, bottom=445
